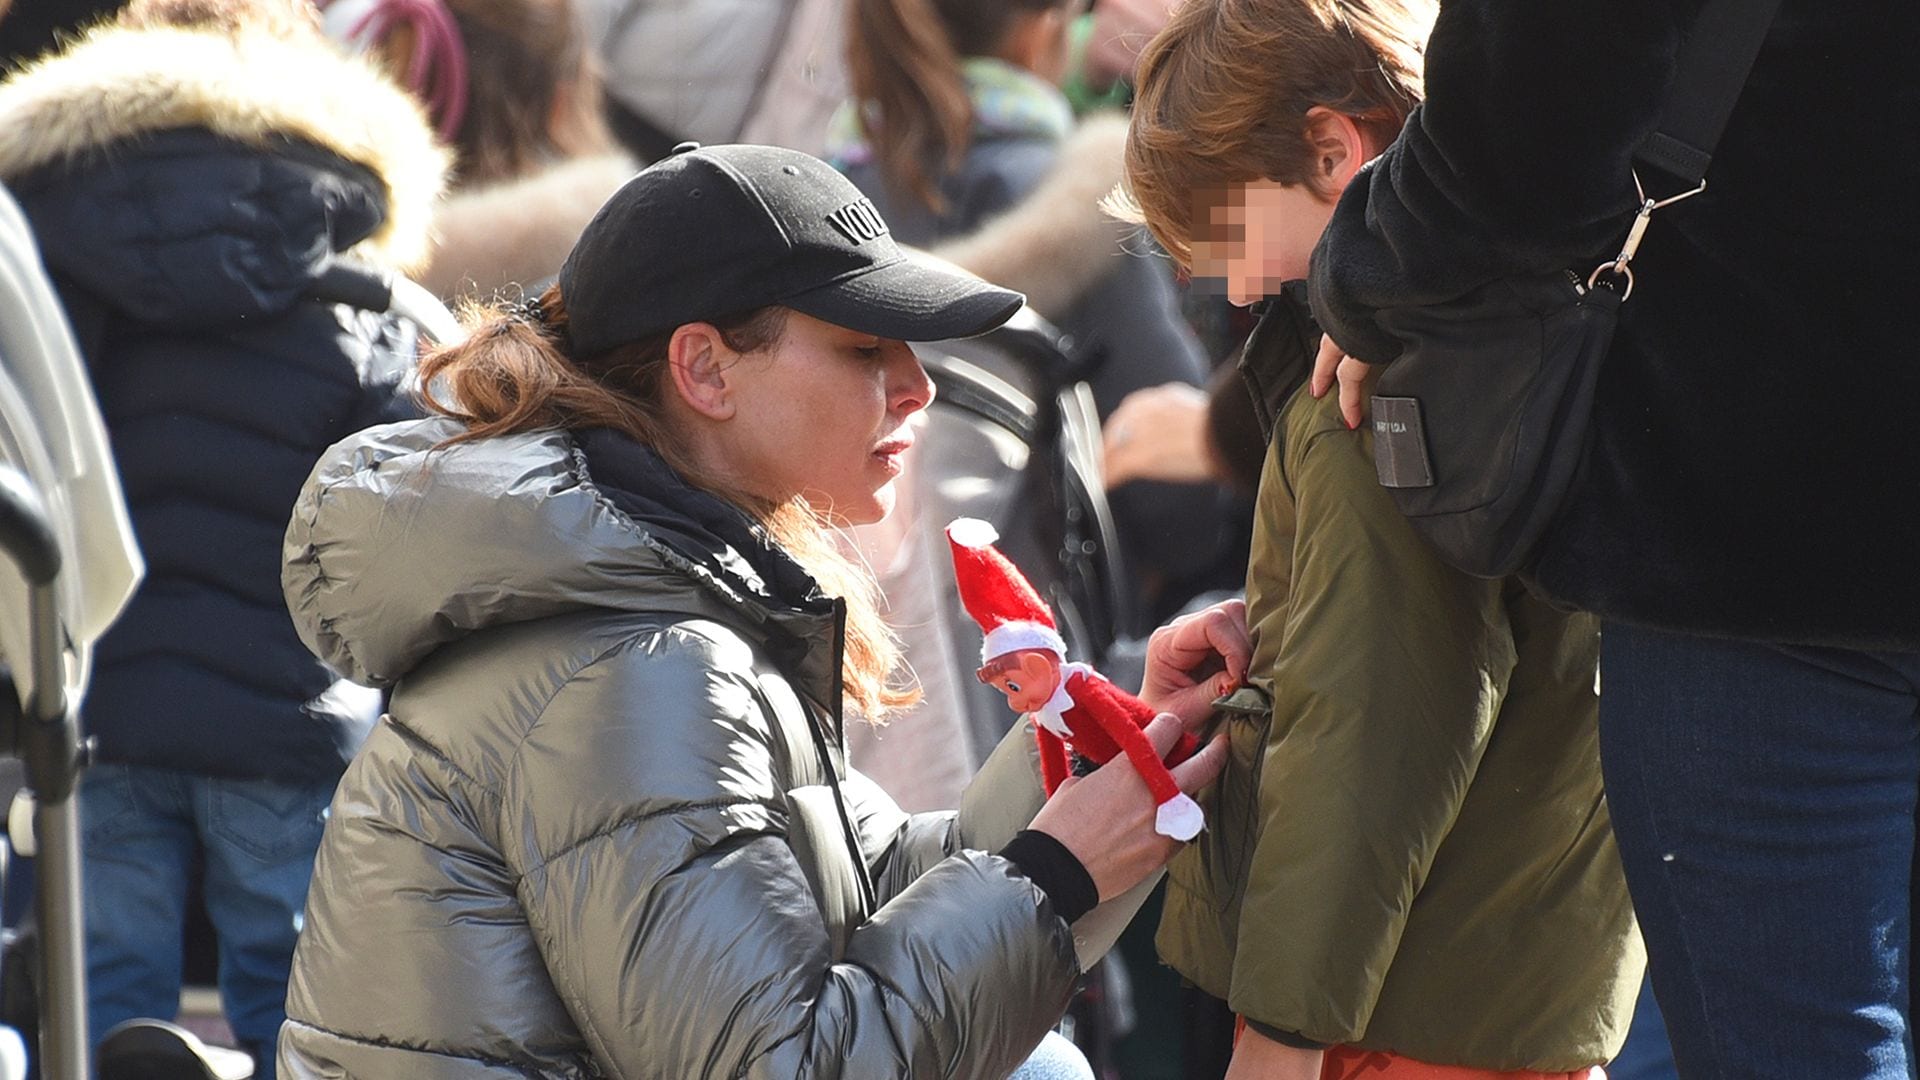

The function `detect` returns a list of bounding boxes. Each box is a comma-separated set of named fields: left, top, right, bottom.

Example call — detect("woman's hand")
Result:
left=1102, top=382, right=1216, bottom=489
left=1028, top=713, right=1228, bottom=900
left=1308, top=332, right=1378, bottom=431
left=1224, top=1026, right=1325, bottom=1080
left=1138, top=598, right=1251, bottom=726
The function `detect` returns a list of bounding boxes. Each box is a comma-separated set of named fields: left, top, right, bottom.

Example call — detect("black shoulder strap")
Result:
left=1635, top=0, right=1784, bottom=188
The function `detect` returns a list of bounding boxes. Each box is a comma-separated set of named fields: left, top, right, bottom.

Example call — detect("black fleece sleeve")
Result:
left=999, top=829, right=1099, bottom=924
left=1307, top=0, right=1708, bottom=363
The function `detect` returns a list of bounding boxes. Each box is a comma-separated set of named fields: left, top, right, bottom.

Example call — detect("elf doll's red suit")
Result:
left=946, top=518, right=1204, bottom=840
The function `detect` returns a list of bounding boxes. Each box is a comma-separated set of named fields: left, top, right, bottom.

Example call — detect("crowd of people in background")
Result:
left=0, top=0, right=1912, bottom=1077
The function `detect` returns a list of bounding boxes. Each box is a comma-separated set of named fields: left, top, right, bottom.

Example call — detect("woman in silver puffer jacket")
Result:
left=276, top=144, right=1239, bottom=1079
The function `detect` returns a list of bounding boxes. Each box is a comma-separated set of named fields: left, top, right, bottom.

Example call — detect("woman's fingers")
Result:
left=1194, top=600, right=1251, bottom=683
left=1313, top=333, right=1380, bottom=429
left=1309, top=332, right=1345, bottom=398
left=1150, top=682, right=1226, bottom=728
left=1171, top=732, right=1229, bottom=793
left=1140, top=600, right=1253, bottom=724
left=1142, top=712, right=1187, bottom=760
left=1152, top=601, right=1251, bottom=682
left=1336, top=354, right=1376, bottom=430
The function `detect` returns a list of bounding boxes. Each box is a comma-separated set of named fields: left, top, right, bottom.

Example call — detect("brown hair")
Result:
left=1109, top=0, right=1435, bottom=266
left=846, top=0, right=1071, bottom=212
left=370, top=0, right=612, bottom=187
left=418, top=287, right=920, bottom=721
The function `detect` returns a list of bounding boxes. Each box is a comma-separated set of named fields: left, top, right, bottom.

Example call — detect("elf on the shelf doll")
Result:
left=946, top=518, right=1206, bottom=840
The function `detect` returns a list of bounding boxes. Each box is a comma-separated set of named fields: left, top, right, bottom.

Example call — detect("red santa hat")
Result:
left=945, top=518, right=1069, bottom=664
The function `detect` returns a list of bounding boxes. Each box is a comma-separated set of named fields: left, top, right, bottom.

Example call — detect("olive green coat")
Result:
left=1158, top=387, right=1644, bottom=1071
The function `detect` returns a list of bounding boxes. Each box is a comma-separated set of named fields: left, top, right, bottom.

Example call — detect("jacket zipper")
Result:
left=821, top=599, right=878, bottom=917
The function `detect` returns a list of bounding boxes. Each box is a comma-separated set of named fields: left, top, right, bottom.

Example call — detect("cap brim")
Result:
left=782, top=252, right=1024, bottom=343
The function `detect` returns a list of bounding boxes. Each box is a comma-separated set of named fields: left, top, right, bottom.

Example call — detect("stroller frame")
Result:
left=0, top=463, right=89, bottom=1079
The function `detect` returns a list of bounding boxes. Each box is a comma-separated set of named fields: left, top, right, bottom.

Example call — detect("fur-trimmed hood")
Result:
left=421, top=151, right=638, bottom=299
left=0, top=21, right=446, bottom=271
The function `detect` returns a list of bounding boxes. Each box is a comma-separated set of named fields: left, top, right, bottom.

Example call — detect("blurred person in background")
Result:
left=323, top=0, right=638, bottom=299
left=577, top=0, right=809, bottom=158
left=833, top=0, right=1206, bottom=421
left=0, top=0, right=445, bottom=1072
left=574, top=0, right=1176, bottom=163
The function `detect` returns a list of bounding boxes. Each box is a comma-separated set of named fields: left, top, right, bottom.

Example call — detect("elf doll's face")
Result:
left=979, top=649, right=1064, bottom=713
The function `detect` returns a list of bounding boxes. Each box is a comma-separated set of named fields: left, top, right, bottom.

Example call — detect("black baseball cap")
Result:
left=557, top=143, right=1025, bottom=355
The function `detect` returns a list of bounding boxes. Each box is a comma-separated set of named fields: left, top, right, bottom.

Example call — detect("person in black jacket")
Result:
left=0, top=0, right=446, bottom=1071
left=1308, top=2, right=1920, bottom=1076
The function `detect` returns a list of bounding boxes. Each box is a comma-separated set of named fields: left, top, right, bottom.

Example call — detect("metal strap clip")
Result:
left=1588, top=169, right=1708, bottom=299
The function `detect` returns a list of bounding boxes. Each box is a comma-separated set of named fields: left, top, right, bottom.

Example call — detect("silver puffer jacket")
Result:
left=275, top=418, right=1084, bottom=1078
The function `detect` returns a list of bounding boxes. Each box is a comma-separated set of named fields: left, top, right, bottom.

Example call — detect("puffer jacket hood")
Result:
left=422, top=151, right=639, bottom=300
left=285, top=417, right=840, bottom=696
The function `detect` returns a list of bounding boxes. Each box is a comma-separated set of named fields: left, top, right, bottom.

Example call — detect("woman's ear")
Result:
left=666, top=323, right=737, bottom=421
left=1302, top=106, right=1370, bottom=200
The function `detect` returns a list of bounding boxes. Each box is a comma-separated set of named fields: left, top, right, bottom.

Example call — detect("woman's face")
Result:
left=723, top=310, right=934, bottom=526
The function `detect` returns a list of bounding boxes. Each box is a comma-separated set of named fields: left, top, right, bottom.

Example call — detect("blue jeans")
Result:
left=81, top=764, right=333, bottom=1080
left=1608, top=973, right=1679, bottom=1080
left=1009, top=1031, right=1094, bottom=1080
left=1600, top=623, right=1920, bottom=1079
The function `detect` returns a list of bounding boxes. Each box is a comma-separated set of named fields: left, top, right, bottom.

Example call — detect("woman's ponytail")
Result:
left=419, top=283, right=651, bottom=442
left=847, top=0, right=972, bottom=212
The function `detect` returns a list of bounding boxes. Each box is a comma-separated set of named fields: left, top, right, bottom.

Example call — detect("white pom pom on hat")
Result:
left=945, top=518, right=1068, bottom=662
left=946, top=517, right=1000, bottom=548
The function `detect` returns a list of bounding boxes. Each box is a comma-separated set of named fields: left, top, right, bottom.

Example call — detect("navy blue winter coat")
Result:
left=0, top=20, right=447, bottom=780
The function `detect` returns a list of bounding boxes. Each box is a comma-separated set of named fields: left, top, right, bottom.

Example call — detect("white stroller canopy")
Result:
left=0, top=185, right=142, bottom=705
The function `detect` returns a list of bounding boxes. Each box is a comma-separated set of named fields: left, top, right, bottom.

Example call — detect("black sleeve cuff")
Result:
left=1242, top=1018, right=1331, bottom=1051
left=998, top=829, right=1099, bottom=924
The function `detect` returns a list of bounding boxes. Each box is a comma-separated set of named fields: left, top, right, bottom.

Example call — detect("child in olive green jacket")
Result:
left=1112, top=1, right=1643, bottom=1076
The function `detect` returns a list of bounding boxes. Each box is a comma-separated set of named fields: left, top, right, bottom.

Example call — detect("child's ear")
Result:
left=1302, top=106, right=1370, bottom=200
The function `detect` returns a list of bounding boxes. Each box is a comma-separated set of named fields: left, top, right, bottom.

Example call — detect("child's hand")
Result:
left=1308, top=332, right=1378, bottom=430
left=1139, top=598, right=1251, bottom=727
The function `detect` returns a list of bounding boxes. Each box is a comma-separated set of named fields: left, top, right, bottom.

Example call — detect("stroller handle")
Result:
left=0, top=467, right=59, bottom=586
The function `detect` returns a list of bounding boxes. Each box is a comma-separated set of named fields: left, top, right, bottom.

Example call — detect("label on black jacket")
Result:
left=1371, top=396, right=1435, bottom=489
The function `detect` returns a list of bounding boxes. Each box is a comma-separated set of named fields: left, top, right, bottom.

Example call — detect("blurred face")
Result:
left=724, top=311, right=934, bottom=525
left=1190, top=179, right=1339, bottom=306
left=997, top=4, right=1078, bottom=84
